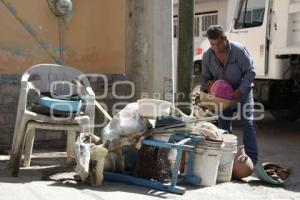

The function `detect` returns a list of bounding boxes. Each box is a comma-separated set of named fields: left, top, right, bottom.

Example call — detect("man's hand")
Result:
left=207, top=80, right=214, bottom=93
left=200, top=80, right=214, bottom=93
left=232, top=89, right=241, bottom=100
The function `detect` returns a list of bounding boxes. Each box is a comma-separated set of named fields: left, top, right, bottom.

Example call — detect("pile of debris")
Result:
left=72, top=99, right=219, bottom=186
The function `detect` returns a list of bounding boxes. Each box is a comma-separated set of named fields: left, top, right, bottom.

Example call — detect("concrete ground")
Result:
left=0, top=112, right=299, bottom=200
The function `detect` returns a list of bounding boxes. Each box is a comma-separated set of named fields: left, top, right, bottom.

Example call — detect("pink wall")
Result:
left=0, top=0, right=125, bottom=74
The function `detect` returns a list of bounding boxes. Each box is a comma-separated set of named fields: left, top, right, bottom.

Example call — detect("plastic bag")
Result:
left=73, top=134, right=91, bottom=181
left=101, top=103, right=148, bottom=144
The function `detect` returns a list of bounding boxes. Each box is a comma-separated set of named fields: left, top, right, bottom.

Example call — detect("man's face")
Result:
left=208, top=36, right=227, bottom=54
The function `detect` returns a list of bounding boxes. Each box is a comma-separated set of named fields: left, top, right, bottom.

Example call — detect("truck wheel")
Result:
left=270, top=107, right=299, bottom=121
left=268, top=81, right=300, bottom=121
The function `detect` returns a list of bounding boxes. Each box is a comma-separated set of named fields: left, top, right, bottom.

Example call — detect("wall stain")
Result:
left=0, top=47, right=32, bottom=63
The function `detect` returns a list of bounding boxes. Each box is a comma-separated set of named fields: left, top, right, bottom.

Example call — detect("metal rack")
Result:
left=104, top=134, right=205, bottom=194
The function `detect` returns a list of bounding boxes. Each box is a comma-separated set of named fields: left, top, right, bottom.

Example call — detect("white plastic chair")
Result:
left=9, top=64, right=95, bottom=176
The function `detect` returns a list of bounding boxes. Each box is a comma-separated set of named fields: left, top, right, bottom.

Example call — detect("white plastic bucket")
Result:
left=137, top=99, right=172, bottom=118
left=217, top=134, right=237, bottom=182
left=152, top=133, right=172, bottom=142
left=187, top=141, right=223, bottom=186
left=165, top=148, right=177, bottom=170
left=152, top=134, right=177, bottom=169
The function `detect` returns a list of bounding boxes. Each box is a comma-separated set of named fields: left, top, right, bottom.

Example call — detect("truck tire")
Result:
left=268, top=81, right=300, bottom=121
left=270, top=107, right=299, bottom=121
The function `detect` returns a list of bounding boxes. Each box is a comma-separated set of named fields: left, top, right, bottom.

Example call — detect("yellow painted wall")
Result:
left=0, top=0, right=125, bottom=74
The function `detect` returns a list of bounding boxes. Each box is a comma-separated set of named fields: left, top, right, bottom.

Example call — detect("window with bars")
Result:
left=201, top=14, right=218, bottom=36
left=194, top=16, right=200, bottom=37
left=173, top=13, right=218, bottom=38
left=241, top=10, right=252, bottom=23
left=234, top=0, right=266, bottom=29
left=252, top=8, right=265, bottom=22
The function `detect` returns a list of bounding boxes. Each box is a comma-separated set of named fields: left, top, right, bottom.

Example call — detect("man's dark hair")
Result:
left=206, top=25, right=226, bottom=40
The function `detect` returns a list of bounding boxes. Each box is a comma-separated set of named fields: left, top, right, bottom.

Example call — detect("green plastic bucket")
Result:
left=255, top=162, right=289, bottom=185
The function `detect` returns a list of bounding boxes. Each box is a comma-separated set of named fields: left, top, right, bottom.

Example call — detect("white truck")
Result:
left=173, top=0, right=300, bottom=120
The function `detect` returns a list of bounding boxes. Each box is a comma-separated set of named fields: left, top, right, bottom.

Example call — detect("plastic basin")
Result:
left=39, top=96, right=81, bottom=113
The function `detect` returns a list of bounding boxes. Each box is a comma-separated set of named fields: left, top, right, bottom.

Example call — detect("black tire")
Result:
left=270, top=108, right=299, bottom=121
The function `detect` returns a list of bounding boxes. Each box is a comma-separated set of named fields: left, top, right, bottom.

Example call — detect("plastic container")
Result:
left=187, top=141, right=224, bottom=186
left=87, top=145, right=108, bottom=186
left=101, top=104, right=148, bottom=143
left=199, top=91, right=233, bottom=113
left=210, top=79, right=234, bottom=100
left=152, top=134, right=178, bottom=170
left=255, top=162, right=289, bottom=185
left=168, top=148, right=177, bottom=169
left=217, top=134, right=237, bottom=182
left=137, top=99, right=172, bottom=118
left=39, top=96, right=81, bottom=113
left=152, top=133, right=172, bottom=142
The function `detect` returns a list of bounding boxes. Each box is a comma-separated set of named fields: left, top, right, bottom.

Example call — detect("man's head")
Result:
left=206, top=25, right=228, bottom=53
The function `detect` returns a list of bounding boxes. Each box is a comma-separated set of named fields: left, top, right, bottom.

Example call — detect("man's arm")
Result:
left=201, top=52, right=213, bottom=92
left=238, top=47, right=256, bottom=95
